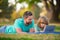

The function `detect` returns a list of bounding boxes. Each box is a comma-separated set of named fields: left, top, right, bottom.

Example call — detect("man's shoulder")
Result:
left=14, top=18, right=24, bottom=25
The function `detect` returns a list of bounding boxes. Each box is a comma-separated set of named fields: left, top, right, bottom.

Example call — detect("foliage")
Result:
left=0, top=0, right=14, bottom=18
left=19, top=8, right=30, bottom=17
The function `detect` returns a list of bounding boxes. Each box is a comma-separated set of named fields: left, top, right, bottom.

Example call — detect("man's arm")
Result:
left=16, top=28, right=27, bottom=34
left=16, top=28, right=22, bottom=33
left=14, top=19, right=23, bottom=33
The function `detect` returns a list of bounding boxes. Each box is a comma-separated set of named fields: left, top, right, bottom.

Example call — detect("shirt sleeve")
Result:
left=14, top=19, right=21, bottom=28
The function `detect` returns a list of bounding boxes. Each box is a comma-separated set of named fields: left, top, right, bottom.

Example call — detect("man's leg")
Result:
left=0, top=26, right=6, bottom=33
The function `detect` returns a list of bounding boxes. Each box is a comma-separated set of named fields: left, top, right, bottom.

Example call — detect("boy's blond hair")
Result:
left=37, top=16, right=49, bottom=26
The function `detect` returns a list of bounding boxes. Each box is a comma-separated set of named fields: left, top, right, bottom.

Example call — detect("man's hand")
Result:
left=30, top=28, right=35, bottom=32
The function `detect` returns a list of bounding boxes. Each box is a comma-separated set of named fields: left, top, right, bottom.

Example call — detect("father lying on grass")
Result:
left=0, top=11, right=35, bottom=34
left=14, top=11, right=35, bottom=33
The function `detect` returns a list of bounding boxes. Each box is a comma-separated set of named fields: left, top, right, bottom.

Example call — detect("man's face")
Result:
left=25, top=16, right=33, bottom=25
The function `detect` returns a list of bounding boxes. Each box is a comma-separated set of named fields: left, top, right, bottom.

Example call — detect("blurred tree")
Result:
left=0, top=0, right=41, bottom=19
left=11, top=8, right=29, bottom=20
left=18, top=0, right=60, bottom=22
left=19, top=0, right=41, bottom=6
left=0, top=0, right=14, bottom=19
left=0, top=0, right=8, bottom=18
left=1, top=0, right=59, bottom=22
left=43, top=0, right=60, bottom=22
left=11, top=10, right=19, bottom=20
left=18, top=0, right=41, bottom=19
left=31, top=4, right=41, bottom=19
left=19, top=8, right=29, bottom=18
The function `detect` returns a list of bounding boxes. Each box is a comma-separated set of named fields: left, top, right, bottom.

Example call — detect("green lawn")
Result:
left=0, top=23, right=60, bottom=40
left=55, top=26, right=60, bottom=32
left=0, top=34, right=60, bottom=40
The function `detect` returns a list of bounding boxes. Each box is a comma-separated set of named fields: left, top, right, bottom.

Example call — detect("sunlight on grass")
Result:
left=0, top=34, right=60, bottom=40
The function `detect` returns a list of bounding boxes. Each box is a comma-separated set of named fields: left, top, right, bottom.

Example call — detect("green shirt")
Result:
left=5, top=18, right=34, bottom=34
left=5, top=25, right=16, bottom=34
left=14, top=18, right=34, bottom=32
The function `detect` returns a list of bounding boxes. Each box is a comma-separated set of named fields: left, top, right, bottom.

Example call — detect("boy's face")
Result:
left=25, top=16, right=33, bottom=25
left=39, top=19, right=46, bottom=28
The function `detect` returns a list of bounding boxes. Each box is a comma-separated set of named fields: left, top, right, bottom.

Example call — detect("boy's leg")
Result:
left=0, top=26, right=6, bottom=33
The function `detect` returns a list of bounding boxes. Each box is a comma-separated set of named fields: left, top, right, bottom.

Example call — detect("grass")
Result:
left=0, top=23, right=60, bottom=40
left=0, top=22, right=13, bottom=26
left=55, top=26, right=60, bottom=32
left=0, top=34, right=60, bottom=40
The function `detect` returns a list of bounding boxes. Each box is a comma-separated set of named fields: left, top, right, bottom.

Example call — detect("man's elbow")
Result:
left=16, top=28, right=22, bottom=33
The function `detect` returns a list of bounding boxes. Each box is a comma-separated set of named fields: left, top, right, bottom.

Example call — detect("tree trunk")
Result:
left=43, top=0, right=60, bottom=22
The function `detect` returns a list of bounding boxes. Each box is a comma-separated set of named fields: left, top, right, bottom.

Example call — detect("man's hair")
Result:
left=23, top=11, right=32, bottom=18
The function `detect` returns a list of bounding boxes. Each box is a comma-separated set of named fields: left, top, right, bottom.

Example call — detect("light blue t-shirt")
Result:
left=5, top=18, right=34, bottom=34
left=14, top=18, right=34, bottom=32
left=5, top=25, right=16, bottom=34
left=34, top=24, right=41, bottom=32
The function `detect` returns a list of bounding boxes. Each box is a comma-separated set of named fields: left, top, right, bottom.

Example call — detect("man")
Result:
left=14, top=11, right=35, bottom=33
left=0, top=11, right=34, bottom=34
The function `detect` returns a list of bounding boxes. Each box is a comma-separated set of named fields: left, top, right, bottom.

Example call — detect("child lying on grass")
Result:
left=35, top=16, right=49, bottom=32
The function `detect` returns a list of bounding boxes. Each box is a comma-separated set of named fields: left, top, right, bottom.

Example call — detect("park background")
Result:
left=0, top=0, right=60, bottom=40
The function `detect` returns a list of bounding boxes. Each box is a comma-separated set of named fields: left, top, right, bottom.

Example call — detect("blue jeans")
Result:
left=0, top=26, right=7, bottom=33
left=28, top=32, right=60, bottom=34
